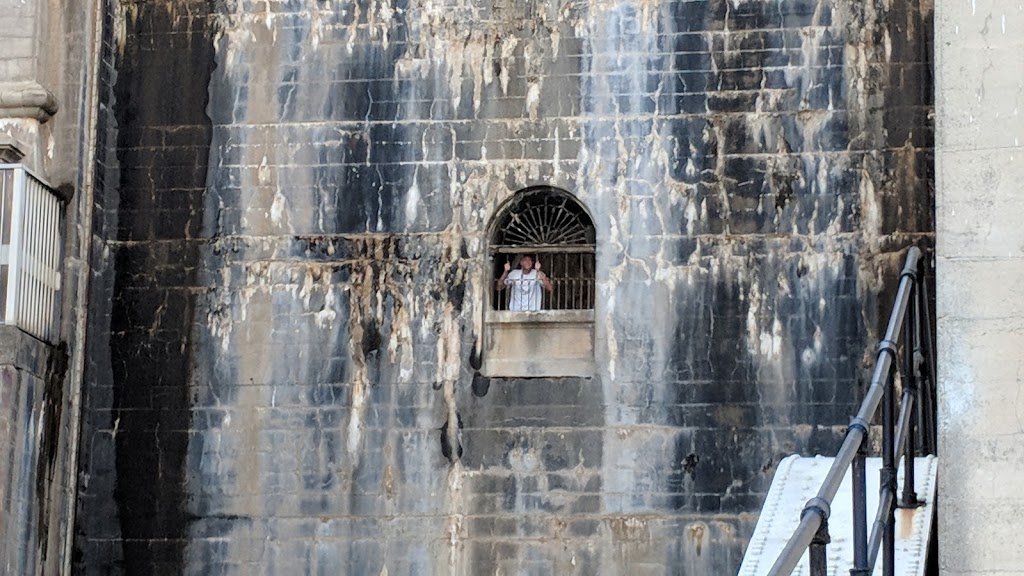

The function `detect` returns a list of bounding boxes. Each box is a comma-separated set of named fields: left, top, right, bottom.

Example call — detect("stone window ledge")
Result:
left=482, top=310, right=595, bottom=378
left=487, top=309, right=594, bottom=324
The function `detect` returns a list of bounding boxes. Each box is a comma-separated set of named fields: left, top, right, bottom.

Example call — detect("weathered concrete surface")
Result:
left=483, top=311, right=595, bottom=376
left=74, top=0, right=932, bottom=574
left=936, top=0, right=1024, bottom=573
left=0, top=0, right=105, bottom=574
left=0, top=326, right=67, bottom=575
left=0, top=364, right=45, bottom=576
left=0, top=328, right=49, bottom=576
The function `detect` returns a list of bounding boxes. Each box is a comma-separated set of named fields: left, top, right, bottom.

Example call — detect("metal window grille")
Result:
left=0, top=165, right=64, bottom=342
left=490, top=188, right=595, bottom=312
left=492, top=249, right=595, bottom=311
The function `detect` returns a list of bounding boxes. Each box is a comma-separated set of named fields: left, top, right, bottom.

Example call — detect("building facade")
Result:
left=0, top=0, right=947, bottom=574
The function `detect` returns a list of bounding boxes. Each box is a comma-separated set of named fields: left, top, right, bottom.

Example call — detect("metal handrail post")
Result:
left=882, top=361, right=896, bottom=576
left=900, top=406, right=920, bottom=506
left=918, top=268, right=938, bottom=454
left=850, top=446, right=869, bottom=576
left=866, top=487, right=896, bottom=573
left=893, top=390, right=916, bottom=474
left=809, top=519, right=831, bottom=576
left=900, top=290, right=920, bottom=507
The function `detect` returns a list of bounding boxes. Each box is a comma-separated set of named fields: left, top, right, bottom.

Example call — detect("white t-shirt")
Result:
left=505, top=269, right=543, bottom=311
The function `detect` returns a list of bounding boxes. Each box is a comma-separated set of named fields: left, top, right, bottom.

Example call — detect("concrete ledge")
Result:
left=482, top=357, right=594, bottom=377
left=0, top=325, right=53, bottom=377
left=488, top=309, right=595, bottom=324
left=483, top=310, right=595, bottom=377
left=0, top=82, right=59, bottom=123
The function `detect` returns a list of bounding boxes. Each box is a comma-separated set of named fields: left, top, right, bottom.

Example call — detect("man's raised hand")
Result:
left=504, top=261, right=511, bottom=272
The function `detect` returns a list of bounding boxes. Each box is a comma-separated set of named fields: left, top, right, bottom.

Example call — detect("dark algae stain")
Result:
left=105, top=2, right=215, bottom=572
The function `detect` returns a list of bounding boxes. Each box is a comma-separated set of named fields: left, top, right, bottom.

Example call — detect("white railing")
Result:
left=0, top=164, right=63, bottom=342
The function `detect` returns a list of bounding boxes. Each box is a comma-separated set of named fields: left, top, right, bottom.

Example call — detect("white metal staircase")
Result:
left=739, top=455, right=937, bottom=575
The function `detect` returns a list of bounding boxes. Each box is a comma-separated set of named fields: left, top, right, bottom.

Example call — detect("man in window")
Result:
left=496, top=254, right=553, bottom=311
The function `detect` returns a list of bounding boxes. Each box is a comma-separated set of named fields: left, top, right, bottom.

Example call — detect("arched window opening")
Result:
left=490, top=187, right=596, bottom=312
left=482, top=187, right=596, bottom=378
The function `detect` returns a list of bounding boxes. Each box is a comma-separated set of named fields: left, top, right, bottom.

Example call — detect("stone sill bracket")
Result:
left=0, top=82, right=60, bottom=123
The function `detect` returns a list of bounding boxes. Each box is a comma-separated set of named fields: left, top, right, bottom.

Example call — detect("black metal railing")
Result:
left=767, top=246, right=937, bottom=576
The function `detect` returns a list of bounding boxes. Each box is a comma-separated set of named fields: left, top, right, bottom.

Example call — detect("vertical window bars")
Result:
left=490, top=187, right=596, bottom=312
left=0, top=165, right=64, bottom=342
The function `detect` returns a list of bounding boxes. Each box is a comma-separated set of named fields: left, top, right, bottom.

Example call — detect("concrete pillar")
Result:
left=0, top=0, right=102, bottom=573
left=936, top=0, right=1024, bottom=573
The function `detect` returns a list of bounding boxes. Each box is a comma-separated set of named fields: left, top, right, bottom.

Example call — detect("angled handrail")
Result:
left=767, top=246, right=936, bottom=576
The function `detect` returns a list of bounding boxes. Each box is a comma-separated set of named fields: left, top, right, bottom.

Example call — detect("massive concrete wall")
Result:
left=936, top=0, right=1024, bottom=573
left=74, top=0, right=932, bottom=573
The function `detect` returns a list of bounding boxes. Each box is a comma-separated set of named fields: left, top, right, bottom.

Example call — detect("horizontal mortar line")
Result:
left=937, top=144, right=1024, bottom=153
left=89, top=531, right=733, bottom=541
left=217, top=18, right=837, bottom=30
left=100, top=230, right=927, bottom=246
left=95, top=507, right=750, bottom=522
left=250, top=78, right=818, bottom=91
left=206, top=110, right=866, bottom=128
left=226, top=72, right=833, bottom=85
left=217, top=93, right=804, bottom=104
left=91, top=381, right=730, bottom=389
left=271, top=57, right=849, bottom=69
left=220, top=24, right=841, bottom=39
left=99, top=232, right=885, bottom=249
left=208, top=122, right=890, bottom=133
left=208, top=125, right=930, bottom=145
left=199, top=109, right=930, bottom=132
left=92, top=532, right=737, bottom=541
left=221, top=55, right=918, bottom=71
left=96, top=245, right=854, bottom=259
left=102, top=232, right=453, bottom=246
left=100, top=511, right=751, bottom=523
left=937, top=255, right=1024, bottom=262
left=217, top=145, right=913, bottom=158
left=244, top=65, right=853, bottom=84
left=710, top=148, right=934, bottom=159
left=432, top=425, right=824, bottom=433
left=202, top=117, right=818, bottom=131
left=115, top=401, right=734, bottom=408
left=207, top=149, right=932, bottom=166
left=201, top=154, right=917, bottom=170
left=181, top=405, right=624, bottom=411
left=93, top=425, right=831, bottom=434
left=152, top=527, right=738, bottom=537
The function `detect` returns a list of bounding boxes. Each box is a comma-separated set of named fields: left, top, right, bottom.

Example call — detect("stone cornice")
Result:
left=0, top=82, right=59, bottom=123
